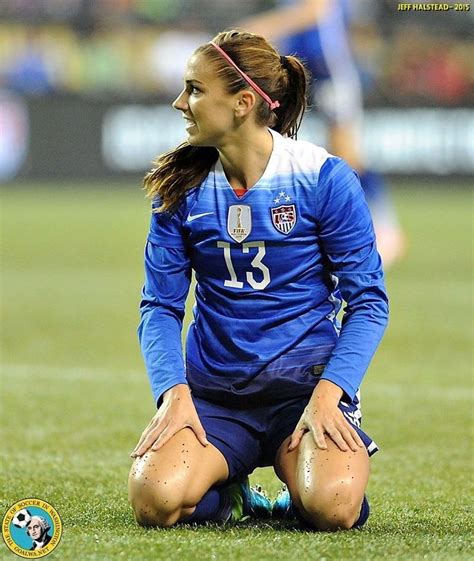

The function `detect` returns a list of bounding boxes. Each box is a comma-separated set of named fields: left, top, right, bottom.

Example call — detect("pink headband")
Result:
left=209, top=41, right=280, bottom=111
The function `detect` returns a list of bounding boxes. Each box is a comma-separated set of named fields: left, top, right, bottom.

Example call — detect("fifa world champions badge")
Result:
left=227, top=205, right=252, bottom=242
left=2, top=499, right=62, bottom=558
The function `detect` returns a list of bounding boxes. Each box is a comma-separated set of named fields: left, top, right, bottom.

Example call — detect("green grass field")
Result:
left=1, top=182, right=473, bottom=560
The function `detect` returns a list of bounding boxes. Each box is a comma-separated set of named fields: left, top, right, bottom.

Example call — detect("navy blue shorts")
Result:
left=193, top=393, right=378, bottom=482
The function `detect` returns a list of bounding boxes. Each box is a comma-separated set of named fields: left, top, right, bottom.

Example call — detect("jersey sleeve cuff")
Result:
left=319, top=371, right=358, bottom=402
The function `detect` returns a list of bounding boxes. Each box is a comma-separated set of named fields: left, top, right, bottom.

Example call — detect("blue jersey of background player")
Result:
left=240, top=0, right=407, bottom=268
left=279, top=0, right=355, bottom=88
left=129, top=30, right=388, bottom=532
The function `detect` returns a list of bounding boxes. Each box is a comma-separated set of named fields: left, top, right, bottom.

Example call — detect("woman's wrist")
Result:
left=312, top=379, right=343, bottom=405
left=162, top=383, right=190, bottom=403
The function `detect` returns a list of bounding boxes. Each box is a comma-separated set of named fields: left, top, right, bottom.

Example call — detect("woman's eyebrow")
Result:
left=185, top=79, right=205, bottom=85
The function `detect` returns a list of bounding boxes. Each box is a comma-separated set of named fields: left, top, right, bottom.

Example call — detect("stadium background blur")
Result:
left=1, top=2, right=473, bottom=560
left=1, top=0, right=473, bottom=181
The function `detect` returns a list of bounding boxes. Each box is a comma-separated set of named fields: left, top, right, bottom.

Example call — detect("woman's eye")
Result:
left=190, top=86, right=200, bottom=94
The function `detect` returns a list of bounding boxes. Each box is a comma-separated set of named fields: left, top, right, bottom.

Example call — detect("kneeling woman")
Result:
left=128, top=30, right=388, bottom=531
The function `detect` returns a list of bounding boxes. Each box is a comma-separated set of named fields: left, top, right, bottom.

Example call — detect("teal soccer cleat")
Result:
left=272, top=485, right=297, bottom=520
left=228, top=478, right=272, bottom=522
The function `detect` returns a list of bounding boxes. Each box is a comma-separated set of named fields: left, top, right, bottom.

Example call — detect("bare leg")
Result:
left=327, top=122, right=362, bottom=171
left=274, top=433, right=370, bottom=530
left=328, top=121, right=407, bottom=267
left=128, top=427, right=229, bottom=527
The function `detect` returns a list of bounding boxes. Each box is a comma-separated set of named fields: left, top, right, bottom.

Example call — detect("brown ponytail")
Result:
left=144, top=144, right=218, bottom=212
left=274, top=55, right=309, bottom=139
left=144, top=30, right=309, bottom=213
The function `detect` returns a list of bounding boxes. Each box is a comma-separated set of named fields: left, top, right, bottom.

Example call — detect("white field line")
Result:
left=367, top=382, right=473, bottom=402
left=2, top=363, right=144, bottom=381
left=2, top=364, right=472, bottom=402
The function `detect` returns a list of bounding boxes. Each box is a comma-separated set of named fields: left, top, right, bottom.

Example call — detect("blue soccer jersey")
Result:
left=277, top=0, right=363, bottom=124
left=278, top=0, right=354, bottom=80
left=139, top=129, right=388, bottom=407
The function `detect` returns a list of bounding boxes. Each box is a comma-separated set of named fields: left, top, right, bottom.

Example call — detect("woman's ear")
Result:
left=234, top=90, right=257, bottom=117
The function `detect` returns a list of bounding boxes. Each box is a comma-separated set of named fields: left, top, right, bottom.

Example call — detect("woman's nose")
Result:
left=172, top=90, right=188, bottom=111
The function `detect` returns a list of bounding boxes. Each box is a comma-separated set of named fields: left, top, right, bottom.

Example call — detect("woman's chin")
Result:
left=186, top=133, right=209, bottom=147
left=185, top=129, right=199, bottom=144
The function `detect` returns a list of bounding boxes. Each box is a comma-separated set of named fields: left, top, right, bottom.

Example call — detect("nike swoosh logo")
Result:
left=187, top=212, right=213, bottom=222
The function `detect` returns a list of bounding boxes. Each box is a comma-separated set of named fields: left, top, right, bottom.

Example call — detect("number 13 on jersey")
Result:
left=217, top=241, right=270, bottom=290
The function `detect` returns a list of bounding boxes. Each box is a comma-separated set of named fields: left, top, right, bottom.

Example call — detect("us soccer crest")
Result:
left=271, top=204, right=297, bottom=234
left=227, top=205, right=251, bottom=242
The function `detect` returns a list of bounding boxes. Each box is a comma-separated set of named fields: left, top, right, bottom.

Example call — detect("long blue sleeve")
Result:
left=315, top=158, right=389, bottom=399
left=138, top=207, right=191, bottom=406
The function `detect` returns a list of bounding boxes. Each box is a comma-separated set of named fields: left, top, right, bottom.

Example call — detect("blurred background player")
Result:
left=239, top=0, right=407, bottom=268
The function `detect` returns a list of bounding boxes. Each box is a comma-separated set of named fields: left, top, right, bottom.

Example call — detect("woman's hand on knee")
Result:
left=130, top=384, right=209, bottom=458
left=288, top=380, right=364, bottom=453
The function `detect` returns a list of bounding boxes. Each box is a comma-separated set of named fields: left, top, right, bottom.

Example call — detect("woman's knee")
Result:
left=130, top=482, right=184, bottom=527
left=127, top=433, right=228, bottom=527
left=296, top=483, right=363, bottom=531
left=128, top=458, right=186, bottom=527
